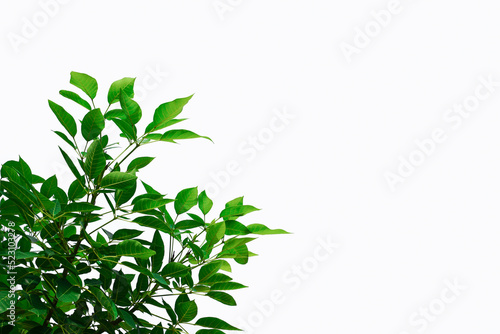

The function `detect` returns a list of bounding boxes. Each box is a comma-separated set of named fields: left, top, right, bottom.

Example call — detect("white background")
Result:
left=1, top=0, right=500, bottom=333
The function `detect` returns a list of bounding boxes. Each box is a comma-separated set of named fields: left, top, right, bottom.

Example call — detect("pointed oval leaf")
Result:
left=82, top=108, right=105, bottom=141
left=175, top=187, right=198, bottom=215
left=198, top=190, right=213, bottom=215
left=101, top=172, right=137, bottom=190
left=83, top=139, right=106, bottom=179
left=195, top=317, right=240, bottom=331
left=175, top=300, right=198, bottom=323
left=108, top=77, right=136, bottom=104
left=206, top=291, right=236, bottom=306
left=48, top=100, right=77, bottom=137
left=127, top=157, right=155, bottom=172
left=70, top=71, right=98, bottom=100
left=160, top=129, right=212, bottom=143
left=116, top=240, right=156, bottom=259
left=120, top=91, right=142, bottom=124
left=59, top=90, right=92, bottom=110
left=150, top=95, right=193, bottom=132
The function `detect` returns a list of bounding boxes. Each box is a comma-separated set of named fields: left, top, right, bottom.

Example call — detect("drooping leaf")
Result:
left=119, top=91, right=142, bottom=124
left=48, top=100, right=77, bottom=137
left=108, top=77, right=136, bottom=104
left=59, top=147, right=82, bottom=180
left=81, top=108, right=105, bottom=141
left=101, top=172, right=137, bottom=190
left=53, top=130, right=76, bottom=149
left=206, top=291, right=237, bottom=306
left=59, top=90, right=92, bottom=110
left=111, top=118, right=137, bottom=141
left=151, top=230, right=165, bottom=273
left=175, top=187, right=198, bottom=215
left=195, top=317, right=241, bottom=331
left=70, top=71, right=98, bottom=100
left=116, top=240, right=156, bottom=259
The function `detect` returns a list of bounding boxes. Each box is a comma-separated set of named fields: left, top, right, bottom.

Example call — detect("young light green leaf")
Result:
left=81, top=109, right=105, bottom=141
left=48, top=100, right=77, bottom=137
left=206, top=222, right=226, bottom=247
left=133, top=198, right=173, bottom=213
left=148, top=95, right=193, bottom=132
left=246, top=224, right=290, bottom=235
left=108, top=77, right=135, bottom=104
left=101, top=172, right=137, bottom=190
left=70, top=71, right=98, bottom=100
left=174, top=187, right=198, bottom=215
left=127, top=157, right=155, bottom=172
left=160, top=129, right=212, bottom=143
left=198, top=190, right=213, bottom=215
left=224, top=221, right=251, bottom=236
left=116, top=240, right=156, bottom=259
left=220, top=205, right=260, bottom=219
left=59, top=90, right=92, bottom=110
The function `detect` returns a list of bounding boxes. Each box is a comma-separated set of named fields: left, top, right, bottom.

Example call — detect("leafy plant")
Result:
left=0, top=72, right=289, bottom=333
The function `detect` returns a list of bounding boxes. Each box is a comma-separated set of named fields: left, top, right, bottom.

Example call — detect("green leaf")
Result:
left=56, top=278, right=81, bottom=304
left=119, top=91, right=142, bottom=124
left=195, top=317, right=241, bottom=331
left=161, top=262, right=190, bottom=278
left=175, top=187, right=198, bottom=215
left=133, top=216, right=172, bottom=234
left=210, top=282, right=247, bottom=291
left=81, top=108, right=105, bottom=141
left=222, top=238, right=255, bottom=252
left=111, top=118, right=137, bottom=141
left=63, top=202, right=102, bottom=213
left=218, top=244, right=249, bottom=265
left=116, top=240, right=156, bottom=259
left=220, top=205, right=260, bottom=219
left=115, top=180, right=137, bottom=206
left=176, top=219, right=204, bottom=230
left=70, top=71, right=98, bottom=100
left=247, top=224, right=290, bottom=235
left=148, top=95, right=193, bottom=132
left=127, top=157, right=155, bottom=172
left=83, top=139, right=106, bottom=179
left=175, top=300, right=198, bottom=323
left=68, top=178, right=86, bottom=201
left=151, top=230, right=165, bottom=273
left=196, top=330, right=226, bottom=334
left=59, top=147, right=82, bottom=180
left=40, top=175, right=58, bottom=198
left=59, top=90, right=92, bottom=110
left=224, top=221, right=251, bottom=236
left=160, top=129, right=212, bottom=143
left=48, top=100, right=77, bottom=137
left=133, top=198, right=173, bottom=213
left=206, top=222, right=226, bottom=247
left=101, top=172, right=137, bottom=190
left=199, top=262, right=222, bottom=283
left=108, top=77, right=136, bottom=104
left=206, top=291, right=237, bottom=306
left=113, top=229, right=144, bottom=240
left=225, top=197, right=243, bottom=208
left=90, top=287, right=118, bottom=320
left=117, top=308, right=136, bottom=329
left=53, top=130, right=76, bottom=149
left=198, top=190, right=213, bottom=215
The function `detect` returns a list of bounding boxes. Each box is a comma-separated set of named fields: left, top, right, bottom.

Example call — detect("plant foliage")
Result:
left=0, top=72, right=289, bottom=333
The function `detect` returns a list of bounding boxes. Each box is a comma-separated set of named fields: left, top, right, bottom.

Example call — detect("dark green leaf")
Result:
left=199, top=262, right=222, bottom=283
left=176, top=219, right=204, bottom=230
left=117, top=240, right=156, bottom=259
left=53, top=130, right=76, bottom=149
left=59, top=147, right=82, bottom=180
left=113, top=229, right=144, bottom=240
left=40, top=175, right=58, bottom=198
left=206, top=291, right=236, bottom=306
left=196, top=330, right=225, bottom=334
left=151, top=230, right=165, bottom=273
left=59, top=90, right=92, bottom=110
left=101, top=172, right=137, bottom=190
left=48, top=100, right=77, bottom=137
left=63, top=202, right=102, bottom=213
left=81, top=108, right=105, bottom=141
left=56, top=278, right=80, bottom=303
left=70, top=71, right=98, bottom=100
left=175, top=300, right=198, bottom=323
left=210, top=282, right=247, bottom=291
left=90, top=287, right=118, bottom=320
left=83, top=139, right=106, bottom=179
left=195, top=317, right=241, bottom=331
left=161, top=262, right=190, bottom=278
